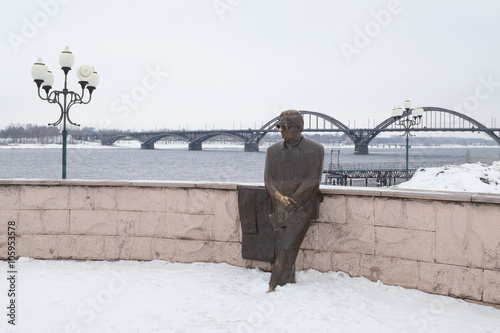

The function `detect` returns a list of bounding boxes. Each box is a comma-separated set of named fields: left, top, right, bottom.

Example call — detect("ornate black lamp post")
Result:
left=31, top=46, right=99, bottom=179
left=392, top=99, right=424, bottom=181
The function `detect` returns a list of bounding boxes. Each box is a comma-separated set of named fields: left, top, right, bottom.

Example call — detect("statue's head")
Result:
left=276, top=110, right=303, bottom=143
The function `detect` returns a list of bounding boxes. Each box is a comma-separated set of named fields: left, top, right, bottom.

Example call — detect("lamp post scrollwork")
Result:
left=31, top=46, right=99, bottom=179
left=391, top=99, right=423, bottom=181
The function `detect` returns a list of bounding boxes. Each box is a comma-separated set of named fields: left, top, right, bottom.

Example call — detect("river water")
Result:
left=1, top=143, right=499, bottom=183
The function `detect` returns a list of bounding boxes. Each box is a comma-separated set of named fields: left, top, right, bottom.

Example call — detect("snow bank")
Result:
left=395, top=161, right=500, bottom=193
left=1, top=259, right=499, bottom=333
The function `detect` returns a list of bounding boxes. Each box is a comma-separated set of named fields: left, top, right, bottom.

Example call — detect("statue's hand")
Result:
left=277, top=194, right=297, bottom=211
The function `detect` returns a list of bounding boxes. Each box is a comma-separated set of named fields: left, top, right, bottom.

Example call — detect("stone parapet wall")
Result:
left=0, top=180, right=499, bottom=307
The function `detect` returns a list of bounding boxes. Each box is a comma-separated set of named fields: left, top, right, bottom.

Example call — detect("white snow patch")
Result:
left=1, top=259, right=499, bottom=333
left=394, top=161, right=500, bottom=193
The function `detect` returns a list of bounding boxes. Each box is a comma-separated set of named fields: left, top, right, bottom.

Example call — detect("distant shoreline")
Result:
left=1, top=142, right=499, bottom=150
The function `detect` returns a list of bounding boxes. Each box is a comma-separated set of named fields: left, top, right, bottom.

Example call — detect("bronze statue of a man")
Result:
left=264, top=110, right=324, bottom=292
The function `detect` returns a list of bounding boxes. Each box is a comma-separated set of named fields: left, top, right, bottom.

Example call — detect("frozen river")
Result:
left=1, top=143, right=499, bottom=183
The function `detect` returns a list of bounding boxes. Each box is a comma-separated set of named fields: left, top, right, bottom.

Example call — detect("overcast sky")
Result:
left=1, top=0, right=500, bottom=132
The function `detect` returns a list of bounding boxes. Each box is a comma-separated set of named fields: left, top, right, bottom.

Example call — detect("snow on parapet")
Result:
left=394, top=161, right=500, bottom=193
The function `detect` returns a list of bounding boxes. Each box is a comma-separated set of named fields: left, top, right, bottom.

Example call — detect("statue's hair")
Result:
left=279, top=110, right=304, bottom=131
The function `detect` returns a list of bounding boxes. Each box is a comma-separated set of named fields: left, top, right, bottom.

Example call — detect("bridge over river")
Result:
left=99, top=107, right=500, bottom=154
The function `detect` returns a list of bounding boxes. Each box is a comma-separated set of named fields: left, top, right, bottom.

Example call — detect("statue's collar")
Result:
left=281, top=135, right=303, bottom=150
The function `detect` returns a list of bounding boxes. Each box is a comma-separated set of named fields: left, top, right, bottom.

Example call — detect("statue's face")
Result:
left=277, top=115, right=301, bottom=142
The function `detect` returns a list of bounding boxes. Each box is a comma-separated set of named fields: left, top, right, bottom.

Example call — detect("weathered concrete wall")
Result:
left=0, top=180, right=499, bottom=307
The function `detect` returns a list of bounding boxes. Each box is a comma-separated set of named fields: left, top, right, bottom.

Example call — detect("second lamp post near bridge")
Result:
left=392, top=99, right=424, bottom=181
left=31, top=46, right=99, bottom=179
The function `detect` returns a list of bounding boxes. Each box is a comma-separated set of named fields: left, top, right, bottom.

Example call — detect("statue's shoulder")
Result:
left=302, top=137, right=324, bottom=151
left=267, top=141, right=282, bottom=152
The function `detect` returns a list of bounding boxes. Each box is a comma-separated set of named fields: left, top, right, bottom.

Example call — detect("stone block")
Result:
left=374, top=197, right=404, bottom=228
left=115, top=187, right=166, bottom=212
left=164, top=213, right=214, bottom=240
left=31, top=235, right=58, bottom=259
left=20, top=186, right=69, bottom=209
left=435, top=202, right=471, bottom=267
left=71, top=235, right=106, bottom=260
left=57, top=235, right=78, bottom=259
left=175, top=240, right=215, bottom=263
left=104, top=236, right=124, bottom=260
left=188, top=189, right=215, bottom=215
left=318, top=195, right=346, bottom=224
left=436, top=202, right=500, bottom=269
left=483, top=269, right=500, bottom=304
left=213, top=190, right=240, bottom=242
left=69, top=186, right=93, bottom=210
left=418, top=262, right=483, bottom=301
left=0, top=234, right=6, bottom=259
left=16, top=234, right=32, bottom=258
left=360, top=255, right=418, bottom=289
left=302, top=222, right=319, bottom=250
left=19, top=210, right=69, bottom=235
left=346, top=196, right=374, bottom=225
left=138, top=211, right=167, bottom=237
left=93, top=187, right=117, bottom=210
left=165, top=188, right=189, bottom=214
left=468, top=204, right=500, bottom=270
left=115, top=211, right=142, bottom=236
left=404, top=199, right=436, bottom=231
left=0, top=210, right=19, bottom=235
left=331, top=252, right=360, bottom=277
left=375, top=227, right=435, bottom=262
left=213, top=242, right=250, bottom=267
left=113, top=236, right=153, bottom=260
left=318, top=222, right=374, bottom=254
left=0, top=186, right=20, bottom=209
left=151, top=238, right=177, bottom=261
left=302, top=250, right=333, bottom=272
left=70, top=210, right=118, bottom=235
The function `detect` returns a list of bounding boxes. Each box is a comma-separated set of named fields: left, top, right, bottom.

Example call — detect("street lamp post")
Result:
left=31, top=46, right=99, bottom=179
left=391, top=99, right=423, bottom=181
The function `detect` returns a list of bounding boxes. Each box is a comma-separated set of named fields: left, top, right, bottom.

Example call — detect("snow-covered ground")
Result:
left=1, top=259, right=499, bottom=333
left=395, top=161, right=500, bottom=193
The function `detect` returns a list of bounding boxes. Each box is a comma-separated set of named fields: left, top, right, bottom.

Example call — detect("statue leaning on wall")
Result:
left=264, top=110, right=324, bottom=292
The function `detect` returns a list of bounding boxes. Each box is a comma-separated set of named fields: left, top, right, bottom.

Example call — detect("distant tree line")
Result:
left=0, top=124, right=99, bottom=144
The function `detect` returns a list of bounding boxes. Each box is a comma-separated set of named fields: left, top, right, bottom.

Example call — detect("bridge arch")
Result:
left=140, top=133, right=192, bottom=149
left=187, top=132, right=251, bottom=151
left=101, top=134, right=143, bottom=146
left=357, top=107, right=500, bottom=150
left=249, top=110, right=353, bottom=144
left=190, top=132, right=249, bottom=144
